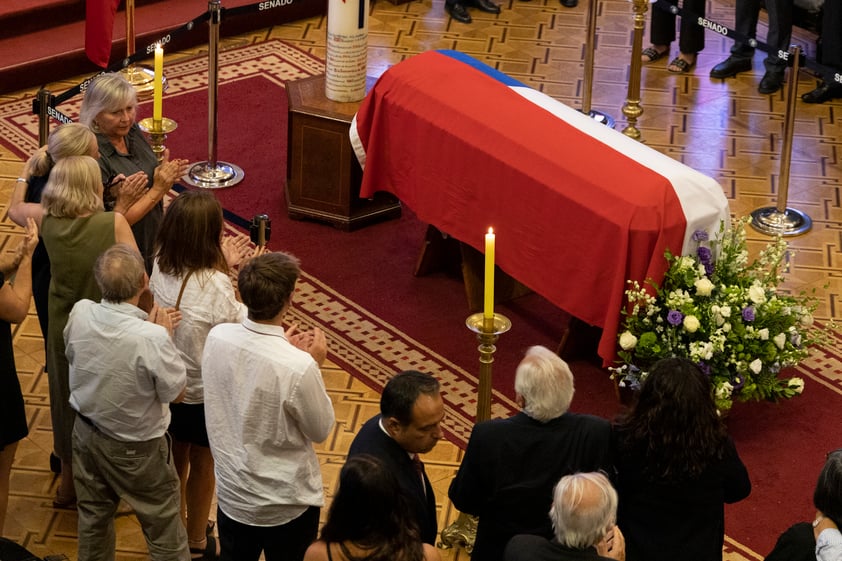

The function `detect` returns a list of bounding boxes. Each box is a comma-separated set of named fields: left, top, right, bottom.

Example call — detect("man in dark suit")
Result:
left=347, top=370, right=445, bottom=545
left=448, top=346, right=613, bottom=561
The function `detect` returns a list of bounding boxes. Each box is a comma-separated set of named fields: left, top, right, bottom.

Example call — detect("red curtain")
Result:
left=85, top=0, right=121, bottom=68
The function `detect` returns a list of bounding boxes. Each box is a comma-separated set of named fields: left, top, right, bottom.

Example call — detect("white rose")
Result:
left=619, top=331, right=638, bottom=351
left=749, top=283, right=767, bottom=304
left=749, top=358, right=763, bottom=374
left=757, top=328, right=769, bottom=340
left=788, top=377, right=805, bottom=394
left=800, top=313, right=814, bottom=327
left=694, top=278, right=714, bottom=297
left=683, top=315, right=700, bottom=333
left=720, top=306, right=732, bottom=318
left=773, top=332, right=787, bottom=350
left=722, top=322, right=731, bottom=333
left=715, top=381, right=734, bottom=400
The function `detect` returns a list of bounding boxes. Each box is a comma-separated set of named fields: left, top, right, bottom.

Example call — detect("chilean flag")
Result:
left=86, top=0, right=121, bottom=68
left=350, top=50, right=730, bottom=365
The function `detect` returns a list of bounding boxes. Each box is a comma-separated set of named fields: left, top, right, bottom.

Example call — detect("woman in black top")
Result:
left=612, top=357, right=751, bottom=561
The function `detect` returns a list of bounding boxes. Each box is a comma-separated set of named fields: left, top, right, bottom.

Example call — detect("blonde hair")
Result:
left=79, top=73, right=137, bottom=130
left=30, top=123, right=96, bottom=177
left=42, top=155, right=104, bottom=218
left=514, top=345, right=575, bottom=422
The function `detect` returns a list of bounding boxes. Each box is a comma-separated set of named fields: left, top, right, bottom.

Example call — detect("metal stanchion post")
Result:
left=184, top=0, right=245, bottom=189
left=621, top=0, right=647, bottom=140
left=36, top=89, right=51, bottom=146
left=438, top=312, right=511, bottom=553
left=118, top=0, right=159, bottom=99
left=581, top=0, right=614, bottom=127
left=750, top=45, right=812, bottom=236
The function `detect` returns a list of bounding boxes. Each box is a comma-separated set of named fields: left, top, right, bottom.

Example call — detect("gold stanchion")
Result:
left=750, top=45, right=812, bottom=236
left=621, top=0, right=648, bottom=140
left=438, top=312, right=511, bottom=553
left=138, top=117, right=178, bottom=163
left=581, top=0, right=614, bottom=127
left=118, top=0, right=162, bottom=100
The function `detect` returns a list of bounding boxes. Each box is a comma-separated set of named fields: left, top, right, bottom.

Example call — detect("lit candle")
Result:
left=153, top=45, right=163, bottom=123
left=484, top=227, right=495, bottom=320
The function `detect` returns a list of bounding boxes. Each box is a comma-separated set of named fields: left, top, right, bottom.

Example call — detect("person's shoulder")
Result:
left=504, top=534, right=553, bottom=559
left=303, top=540, right=329, bottom=561
left=565, top=412, right=611, bottom=432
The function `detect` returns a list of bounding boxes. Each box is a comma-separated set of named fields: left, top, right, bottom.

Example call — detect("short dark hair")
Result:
left=237, top=252, right=300, bottom=321
left=815, top=449, right=842, bottom=527
left=95, top=244, right=146, bottom=303
left=380, top=371, right=440, bottom=426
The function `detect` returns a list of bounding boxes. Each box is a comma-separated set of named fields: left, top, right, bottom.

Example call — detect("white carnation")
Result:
left=749, top=358, right=763, bottom=374
left=694, top=278, right=714, bottom=297
left=787, top=377, right=805, bottom=394
left=773, top=332, right=787, bottom=350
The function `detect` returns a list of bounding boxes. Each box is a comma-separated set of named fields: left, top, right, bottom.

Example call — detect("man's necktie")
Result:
left=413, top=454, right=426, bottom=497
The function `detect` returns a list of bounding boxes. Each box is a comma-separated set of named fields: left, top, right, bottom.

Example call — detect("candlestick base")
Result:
left=439, top=512, right=478, bottom=553
left=183, top=161, right=245, bottom=189
left=119, top=64, right=167, bottom=101
left=137, top=117, right=178, bottom=163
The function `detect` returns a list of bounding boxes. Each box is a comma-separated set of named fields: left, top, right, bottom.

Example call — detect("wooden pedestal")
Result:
left=286, top=75, right=401, bottom=231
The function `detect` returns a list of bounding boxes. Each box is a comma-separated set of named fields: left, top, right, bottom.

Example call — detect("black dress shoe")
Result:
left=473, top=0, right=501, bottom=14
left=801, top=82, right=842, bottom=104
left=560, top=0, right=578, bottom=6
left=709, top=55, right=751, bottom=79
left=758, top=70, right=784, bottom=94
left=446, top=2, right=472, bottom=23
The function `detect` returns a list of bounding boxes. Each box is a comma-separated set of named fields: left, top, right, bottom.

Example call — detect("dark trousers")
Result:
left=217, top=505, right=319, bottom=561
left=650, top=0, right=705, bottom=54
left=821, top=0, right=841, bottom=69
left=763, top=0, right=793, bottom=72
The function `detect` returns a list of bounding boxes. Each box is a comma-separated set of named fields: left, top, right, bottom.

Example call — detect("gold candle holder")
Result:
left=438, top=312, right=511, bottom=552
left=138, top=117, right=178, bottom=163
left=621, top=0, right=648, bottom=140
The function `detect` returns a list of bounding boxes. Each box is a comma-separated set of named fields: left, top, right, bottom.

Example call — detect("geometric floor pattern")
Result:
left=2, top=0, right=841, bottom=558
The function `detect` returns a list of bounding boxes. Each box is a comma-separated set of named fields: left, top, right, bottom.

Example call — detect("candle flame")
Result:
left=487, top=227, right=494, bottom=235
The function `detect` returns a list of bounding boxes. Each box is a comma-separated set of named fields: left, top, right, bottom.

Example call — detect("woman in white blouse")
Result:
left=150, top=190, right=256, bottom=558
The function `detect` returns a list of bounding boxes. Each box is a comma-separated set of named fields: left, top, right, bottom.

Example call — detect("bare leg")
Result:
left=172, top=439, right=191, bottom=529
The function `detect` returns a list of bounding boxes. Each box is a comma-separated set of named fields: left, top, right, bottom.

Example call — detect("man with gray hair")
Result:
left=504, top=472, right=625, bottom=561
left=65, top=243, right=188, bottom=561
left=448, top=345, right=612, bottom=561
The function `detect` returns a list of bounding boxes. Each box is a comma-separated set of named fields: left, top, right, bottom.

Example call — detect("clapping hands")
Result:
left=286, top=323, right=327, bottom=366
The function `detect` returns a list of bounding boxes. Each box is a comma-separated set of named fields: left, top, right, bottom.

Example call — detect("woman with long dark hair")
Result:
left=303, top=454, right=440, bottom=561
left=612, top=357, right=751, bottom=561
left=149, top=190, right=252, bottom=558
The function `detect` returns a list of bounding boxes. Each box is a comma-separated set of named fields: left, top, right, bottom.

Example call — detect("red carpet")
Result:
left=3, top=40, right=842, bottom=558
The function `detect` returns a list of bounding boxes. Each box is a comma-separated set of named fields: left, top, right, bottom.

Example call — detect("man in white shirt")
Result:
left=65, top=244, right=188, bottom=561
left=202, top=252, right=335, bottom=561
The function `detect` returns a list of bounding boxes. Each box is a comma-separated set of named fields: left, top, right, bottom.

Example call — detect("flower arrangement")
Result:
left=611, top=217, right=831, bottom=412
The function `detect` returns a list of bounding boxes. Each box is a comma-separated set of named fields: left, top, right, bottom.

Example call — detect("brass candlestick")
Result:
left=138, top=117, right=178, bottom=163
left=439, top=312, right=511, bottom=552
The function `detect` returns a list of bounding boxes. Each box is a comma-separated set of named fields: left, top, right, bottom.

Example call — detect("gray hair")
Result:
left=550, top=472, right=617, bottom=549
left=514, top=346, right=574, bottom=422
left=79, top=73, right=137, bottom=130
left=94, top=244, right=146, bottom=303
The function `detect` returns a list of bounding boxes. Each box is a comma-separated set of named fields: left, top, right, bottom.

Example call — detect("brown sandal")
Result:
left=667, top=56, right=696, bottom=73
left=641, top=46, right=668, bottom=63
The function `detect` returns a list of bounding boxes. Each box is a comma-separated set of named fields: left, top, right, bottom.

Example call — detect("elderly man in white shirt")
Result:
left=202, top=251, right=335, bottom=561
left=65, top=244, right=188, bottom=561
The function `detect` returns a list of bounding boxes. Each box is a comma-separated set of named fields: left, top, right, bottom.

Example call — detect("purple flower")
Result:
left=731, top=375, right=745, bottom=390
left=667, top=310, right=684, bottom=326
left=692, top=230, right=709, bottom=242
left=742, top=306, right=755, bottom=322
left=697, top=362, right=711, bottom=376
left=697, top=246, right=712, bottom=263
